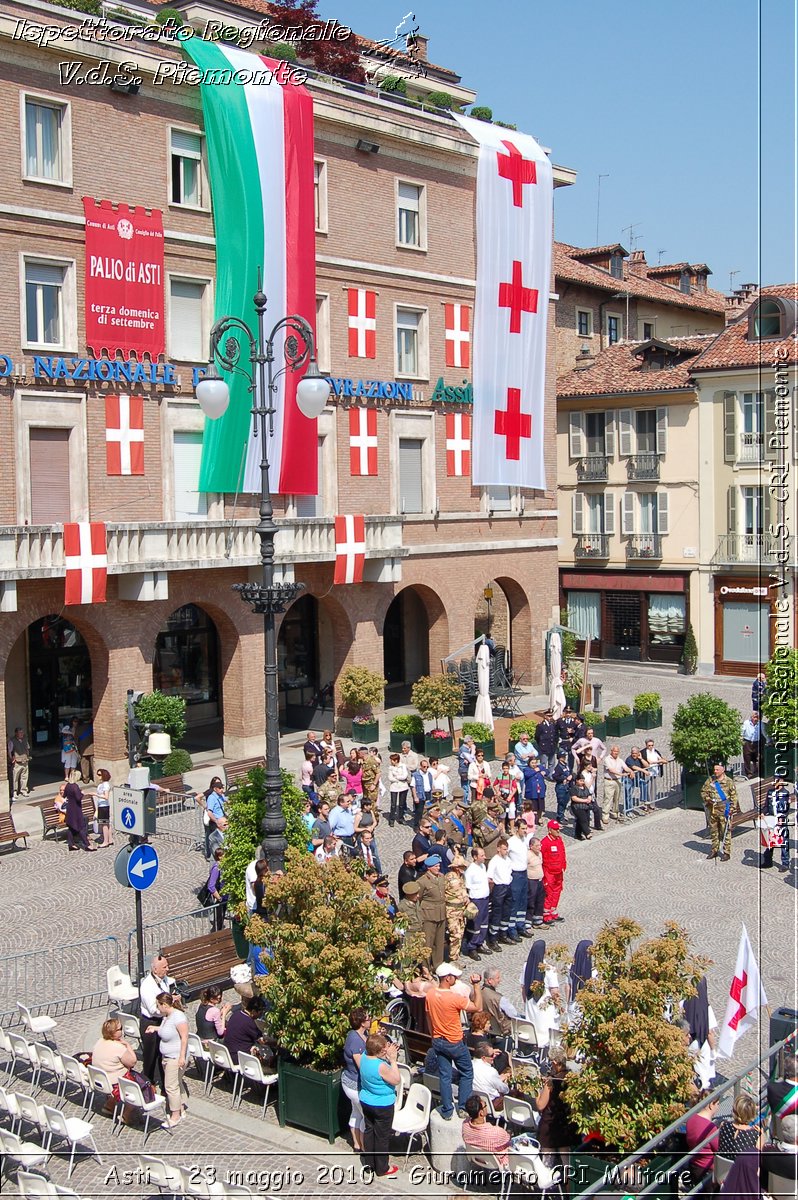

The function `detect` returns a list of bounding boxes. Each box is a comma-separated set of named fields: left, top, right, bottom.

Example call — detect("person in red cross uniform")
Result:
left=540, top=821, right=567, bottom=924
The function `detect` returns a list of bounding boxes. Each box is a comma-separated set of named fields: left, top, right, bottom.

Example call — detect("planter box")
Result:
left=461, top=738, right=495, bottom=762
left=682, top=770, right=707, bottom=810
left=564, top=692, right=581, bottom=712
left=277, top=1058, right=345, bottom=1144
left=571, top=1150, right=680, bottom=1200
left=351, top=719, right=379, bottom=744
left=389, top=731, right=424, bottom=753
left=635, top=709, right=663, bottom=730
left=230, top=920, right=249, bottom=961
left=605, top=714, right=636, bottom=738
left=763, top=742, right=798, bottom=782
left=425, top=734, right=453, bottom=758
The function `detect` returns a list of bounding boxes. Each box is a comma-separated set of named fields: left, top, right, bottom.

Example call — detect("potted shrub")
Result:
left=605, top=704, right=635, bottom=738
left=411, top=674, right=464, bottom=758
left=246, top=851, right=426, bottom=1142
left=338, top=666, right=386, bottom=744
left=389, top=713, right=425, bottom=754
left=565, top=918, right=707, bottom=1198
left=161, top=747, right=193, bottom=777
left=634, top=692, right=663, bottom=730
left=581, top=711, right=606, bottom=740
left=563, top=659, right=584, bottom=711
left=670, top=693, right=742, bottom=809
left=461, top=720, right=495, bottom=762
left=762, top=648, right=798, bottom=780
left=508, top=717, right=537, bottom=756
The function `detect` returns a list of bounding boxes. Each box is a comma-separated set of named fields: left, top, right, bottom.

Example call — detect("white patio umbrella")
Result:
left=549, top=630, right=567, bottom=720
left=474, top=641, right=495, bottom=731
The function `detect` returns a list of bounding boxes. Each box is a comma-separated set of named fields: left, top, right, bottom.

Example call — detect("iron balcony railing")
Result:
left=738, top=431, right=764, bottom=462
left=576, top=455, right=609, bottom=483
left=626, top=453, right=660, bottom=481
left=575, top=533, right=610, bottom=559
left=712, top=532, right=797, bottom=566
left=625, top=535, right=662, bottom=560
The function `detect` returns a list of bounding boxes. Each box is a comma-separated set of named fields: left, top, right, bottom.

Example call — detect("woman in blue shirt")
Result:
left=357, top=1032, right=401, bottom=1179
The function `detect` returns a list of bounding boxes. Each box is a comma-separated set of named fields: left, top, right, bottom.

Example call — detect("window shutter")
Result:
left=726, top=485, right=737, bottom=533
left=173, top=431, right=207, bottom=520
left=603, top=411, right=615, bottom=457
left=656, top=407, right=668, bottom=454
left=764, top=390, right=777, bottom=461
left=722, top=391, right=736, bottom=462
left=295, top=438, right=324, bottom=518
left=170, top=280, right=204, bottom=361
left=171, top=129, right=201, bottom=155
left=398, top=438, right=424, bottom=513
left=568, top=412, right=585, bottom=458
left=621, top=491, right=635, bottom=534
left=656, top=492, right=669, bottom=534
left=30, top=428, right=70, bottom=523
left=572, top=492, right=584, bottom=535
left=603, top=493, right=615, bottom=534
left=618, top=409, right=633, bottom=456
left=763, top=485, right=772, bottom=533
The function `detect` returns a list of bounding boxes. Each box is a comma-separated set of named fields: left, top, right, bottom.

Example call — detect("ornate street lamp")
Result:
left=196, top=279, right=330, bottom=870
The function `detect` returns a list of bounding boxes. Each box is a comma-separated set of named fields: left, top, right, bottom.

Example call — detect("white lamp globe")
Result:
left=296, top=366, right=331, bottom=419
left=196, top=370, right=231, bottom=419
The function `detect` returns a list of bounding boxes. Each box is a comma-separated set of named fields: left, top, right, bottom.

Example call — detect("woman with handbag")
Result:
left=146, top=992, right=189, bottom=1128
left=91, top=1017, right=139, bottom=1124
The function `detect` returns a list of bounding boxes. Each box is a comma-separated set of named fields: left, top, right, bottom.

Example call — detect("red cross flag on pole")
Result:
left=444, top=303, right=471, bottom=368
left=64, top=522, right=107, bottom=605
left=347, top=288, right=377, bottom=358
left=348, top=407, right=378, bottom=476
left=334, top=514, right=366, bottom=585
left=105, top=394, right=144, bottom=476
left=717, top=925, right=768, bottom=1058
left=445, top=412, right=471, bottom=476
left=452, top=114, right=553, bottom=489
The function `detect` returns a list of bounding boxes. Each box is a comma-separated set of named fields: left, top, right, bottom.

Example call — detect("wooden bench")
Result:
left=161, top=928, right=242, bottom=999
left=33, top=794, right=95, bottom=841
left=733, top=778, right=776, bottom=831
left=223, top=757, right=266, bottom=793
left=0, top=811, right=29, bottom=850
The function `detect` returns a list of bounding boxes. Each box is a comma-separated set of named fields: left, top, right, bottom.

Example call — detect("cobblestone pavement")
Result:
left=1, top=665, right=794, bottom=1196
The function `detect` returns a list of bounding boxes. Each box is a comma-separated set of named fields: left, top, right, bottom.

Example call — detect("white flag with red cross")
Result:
left=64, top=522, right=107, bottom=605
left=105, top=394, right=144, bottom=476
left=716, top=925, right=769, bottom=1058
left=444, top=302, right=471, bottom=368
left=334, top=514, right=366, bottom=585
left=445, top=412, right=471, bottom=477
left=453, top=114, right=553, bottom=488
left=348, top=407, right=378, bottom=476
left=347, top=288, right=377, bottom=358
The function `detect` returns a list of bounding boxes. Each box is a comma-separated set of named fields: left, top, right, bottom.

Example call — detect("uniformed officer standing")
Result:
left=475, top=798, right=505, bottom=860
left=416, top=854, right=447, bottom=968
left=700, top=763, right=739, bottom=861
left=759, top=770, right=792, bottom=873
left=360, top=751, right=382, bottom=805
left=442, top=799, right=469, bottom=850
left=396, top=879, right=425, bottom=941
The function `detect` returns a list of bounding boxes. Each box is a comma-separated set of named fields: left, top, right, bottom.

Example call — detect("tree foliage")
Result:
left=411, top=674, right=464, bottom=724
left=681, top=624, right=698, bottom=674
left=221, top=767, right=309, bottom=908
left=133, top=691, right=187, bottom=745
left=564, top=918, right=709, bottom=1153
left=763, top=647, right=798, bottom=743
left=670, top=693, right=742, bottom=774
left=338, top=666, right=386, bottom=717
left=266, top=0, right=365, bottom=82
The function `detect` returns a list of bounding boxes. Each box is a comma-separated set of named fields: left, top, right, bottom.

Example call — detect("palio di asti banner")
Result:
left=82, top=198, right=165, bottom=359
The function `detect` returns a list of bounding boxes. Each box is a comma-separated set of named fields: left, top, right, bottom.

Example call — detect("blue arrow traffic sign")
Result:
left=126, top=843, right=159, bottom=892
left=120, top=807, right=136, bottom=830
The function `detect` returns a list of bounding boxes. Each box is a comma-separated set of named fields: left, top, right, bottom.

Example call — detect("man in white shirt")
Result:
left=400, top=741, right=419, bottom=775
left=245, top=853, right=264, bottom=912
left=314, top=835, right=340, bottom=863
left=139, top=953, right=176, bottom=1086
left=486, top=839, right=514, bottom=948
left=602, top=745, right=634, bottom=824
left=471, top=1041, right=510, bottom=1105
left=464, top=846, right=490, bottom=959
left=506, top=824, right=533, bottom=940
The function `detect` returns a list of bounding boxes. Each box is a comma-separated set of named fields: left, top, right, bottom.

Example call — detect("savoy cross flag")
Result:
left=717, top=925, right=769, bottom=1058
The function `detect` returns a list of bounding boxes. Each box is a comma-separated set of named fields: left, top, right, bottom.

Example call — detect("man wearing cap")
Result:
left=443, top=798, right=469, bottom=851
left=425, top=962, right=483, bottom=1120
left=535, top=711, right=559, bottom=778
left=396, top=879, right=425, bottom=940
left=540, top=821, right=567, bottom=924
left=552, top=751, right=575, bottom=824
left=556, top=706, right=581, bottom=756
left=486, top=837, right=515, bottom=947
left=522, top=758, right=548, bottom=822
left=444, top=853, right=470, bottom=962
left=476, top=795, right=504, bottom=860
left=759, top=770, right=792, bottom=873
left=701, top=763, right=739, bottom=861
left=464, top=846, right=491, bottom=959
left=416, top=855, right=448, bottom=967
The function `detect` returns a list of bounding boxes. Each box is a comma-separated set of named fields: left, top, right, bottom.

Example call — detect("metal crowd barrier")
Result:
left=0, top=935, right=120, bottom=1026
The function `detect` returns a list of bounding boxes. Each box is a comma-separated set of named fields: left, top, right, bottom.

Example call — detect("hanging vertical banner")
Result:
left=105, top=394, right=144, bottom=476
left=334, top=514, right=366, bottom=585
left=64, top=522, right=107, bottom=606
left=349, top=407, right=378, bottom=476
left=348, top=288, right=377, bottom=358
left=445, top=411, right=471, bottom=476
left=444, top=303, right=471, bottom=368
left=182, top=42, right=317, bottom=496
left=452, top=115, right=553, bottom=489
left=82, top=198, right=164, bottom=359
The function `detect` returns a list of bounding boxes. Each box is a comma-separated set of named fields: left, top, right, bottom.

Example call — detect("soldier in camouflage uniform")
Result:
left=396, top=880, right=425, bottom=940
left=444, top=854, right=470, bottom=962
left=700, top=763, right=739, bottom=861
left=360, top=751, right=382, bottom=806
left=317, top=776, right=342, bottom=810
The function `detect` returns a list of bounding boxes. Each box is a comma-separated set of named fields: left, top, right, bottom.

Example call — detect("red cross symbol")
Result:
left=727, top=970, right=748, bottom=1031
left=496, top=140, right=537, bottom=207
left=494, top=388, right=532, bottom=460
left=498, top=260, right=538, bottom=334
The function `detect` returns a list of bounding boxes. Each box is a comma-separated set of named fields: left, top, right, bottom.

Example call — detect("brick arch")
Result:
left=379, top=583, right=451, bottom=683
left=492, top=576, right=532, bottom=676
left=277, top=587, right=354, bottom=706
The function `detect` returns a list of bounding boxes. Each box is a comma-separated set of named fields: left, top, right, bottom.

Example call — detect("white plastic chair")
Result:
left=41, top=1103, right=102, bottom=1179
left=59, top=1056, right=91, bottom=1113
left=107, top=966, right=139, bottom=1008
left=116, top=1076, right=167, bottom=1142
left=0, top=1084, right=22, bottom=1133
left=235, top=1052, right=277, bottom=1118
left=224, top=1185, right=255, bottom=1200
left=7, top=1034, right=41, bottom=1091
left=0, top=1026, right=16, bottom=1082
left=205, top=1041, right=240, bottom=1103
left=15, top=1093, right=48, bottom=1138
left=503, top=1094, right=539, bottom=1132
left=510, top=1018, right=539, bottom=1060
left=34, top=1045, right=65, bottom=1100
left=118, top=1014, right=142, bottom=1045
left=0, top=1127, right=49, bottom=1173
left=390, top=1082, right=432, bottom=1161
left=187, top=1032, right=212, bottom=1093
left=137, top=1153, right=183, bottom=1199
left=713, top=1154, right=734, bottom=1185
left=178, top=1164, right=227, bottom=1198
left=16, top=1170, right=55, bottom=1199
left=85, top=1064, right=119, bottom=1126
left=16, top=1005, right=57, bottom=1046
left=464, top=1145, right=518, bottom=1200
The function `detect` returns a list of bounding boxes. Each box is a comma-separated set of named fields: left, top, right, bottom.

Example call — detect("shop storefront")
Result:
left=561, top=570, right=690, bottom=664
left=713, top=577, right=771, bottom=676
left=153, top=604, right=220, bottom=724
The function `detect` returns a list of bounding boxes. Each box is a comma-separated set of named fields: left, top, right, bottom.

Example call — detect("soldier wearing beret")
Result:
left=396, top=879, right=425, bottom=940
left=700, top=763, right=739, bottom=861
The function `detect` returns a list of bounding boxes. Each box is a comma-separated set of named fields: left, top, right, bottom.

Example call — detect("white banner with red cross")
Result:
left=347, top=288, right=377, bottom=358
left=105, top=394, right=144, bottom=476
left=444, top=302, right=471, bottom=368
left=64, top=522, right=107, bottom=605
left=348, top=407, right=378, bottom=476
left=445, top=411, right=471, bottom=477
left=453, top=114, right=553, bottom=488
left=334, top=514, right=366, bottom=585
left=716, top=925, right=768, bottom=1058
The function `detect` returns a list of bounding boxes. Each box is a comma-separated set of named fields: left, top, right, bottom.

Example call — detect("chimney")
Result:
left=408, top=32, right=428, bottom=61
left=574, top=343, right=595, bottom=371
left=627, top=249, right=648, bottom=276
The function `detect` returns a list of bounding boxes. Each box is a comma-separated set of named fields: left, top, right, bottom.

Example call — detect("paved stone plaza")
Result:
left=1, top=665, right=795, bottom=1197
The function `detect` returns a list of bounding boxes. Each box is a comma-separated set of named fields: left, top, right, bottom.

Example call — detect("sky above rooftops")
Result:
left=323, top=0, right=795, bottom=291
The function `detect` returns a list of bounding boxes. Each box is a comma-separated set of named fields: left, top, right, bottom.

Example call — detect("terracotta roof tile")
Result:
left=557, top=336, right=714, bottom=398
left=554, top=242, right=727, bottom=316
left=690, top=285, right=798, bottom=370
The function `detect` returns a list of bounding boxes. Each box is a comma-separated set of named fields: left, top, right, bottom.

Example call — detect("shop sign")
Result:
left=719, top=585, right=768, bottom=598
left=0, top=354, right=177, bottom=385
left=431, top=377, right=473, bottom=404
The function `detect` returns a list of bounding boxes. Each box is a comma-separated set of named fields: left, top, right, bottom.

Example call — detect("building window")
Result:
left=642, top=321, right=654, bottom=340
left=23, top=96, right=70, bottom=184
left=397, top=180, right=426, bottom=249
left=399, top=437, right=424, bottom=513
left=577, top=309, right=592, bottom=337
left=741, top=485, right=766, bottom=535
left=315, top=294, right=330, bottom=374
left=169, top=278, right=208, bottom=362
left=396, top=305, right=427, bottom=377
left=635, top=409, right=656, bottom=453
left=639, top=492, right=657, bottom=534
left=485, top=485, right=512, bottom=512
left=585, top=412, right=606, bottom=456
left=170, top=129, right=205, bottom=208
left=607, top=314, right=621, bottom=345
left=567, top=591, right=601, bottom=641
left=154, top=604, right=219, bottom=713
left=173, top=430, right=207, bottom=520
left=30, top=428, right=71, bottom=523
left=610, top=252, right=624, bottom=279
left=750, top=299, right=783, bottom=339
left=24, top=260, right=66, bottom=347
left=314, top=159, right=328, bottom=233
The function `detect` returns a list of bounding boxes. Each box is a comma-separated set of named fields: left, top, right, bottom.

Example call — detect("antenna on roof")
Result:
left=595, top=174, right=609, bottom=244
left=729, top=269, right=740, bottom=293
left=657, top=249, right=667, bottom=264
left=622, top=222, right=642, bottom=250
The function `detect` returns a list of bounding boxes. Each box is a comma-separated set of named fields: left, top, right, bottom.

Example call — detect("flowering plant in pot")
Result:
left=411, top=674, right=464, bottom=757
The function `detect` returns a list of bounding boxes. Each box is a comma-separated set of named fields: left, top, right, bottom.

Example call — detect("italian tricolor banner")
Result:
left=183, top=41, right=317, bottom=495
